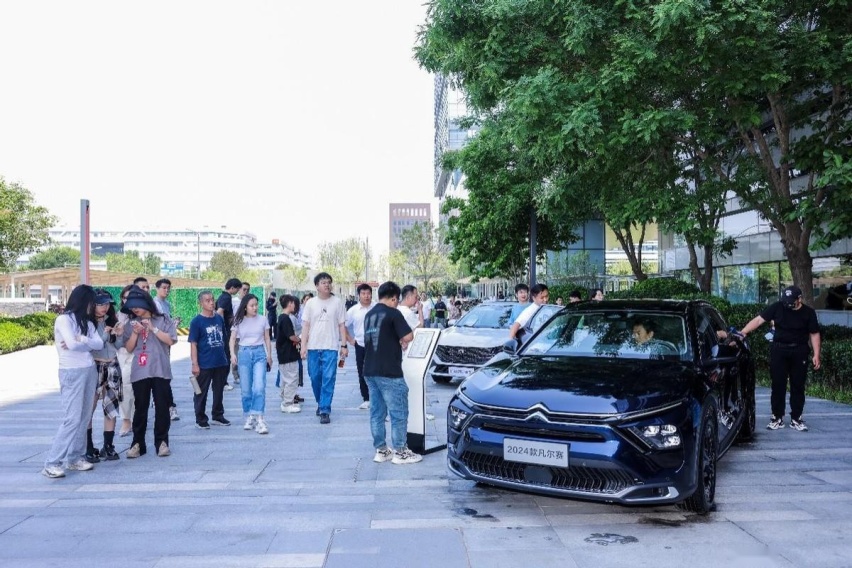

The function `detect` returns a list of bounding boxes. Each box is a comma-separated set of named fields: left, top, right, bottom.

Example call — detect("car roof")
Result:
left=565, top=299, right=702, bottom=314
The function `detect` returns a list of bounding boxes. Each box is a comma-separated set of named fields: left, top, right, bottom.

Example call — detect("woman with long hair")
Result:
left=116, top=284, right=135, bottom=437
left=230, top=293, right=272, bottom=434
left=43, top=284, right=104, bottom=478
left=121, top=285, right=177, bottom=458
left=84, top=289, right=125, bottom=462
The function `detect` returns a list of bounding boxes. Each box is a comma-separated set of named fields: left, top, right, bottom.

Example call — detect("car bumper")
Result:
left=447, top=403, right=700, bottom=505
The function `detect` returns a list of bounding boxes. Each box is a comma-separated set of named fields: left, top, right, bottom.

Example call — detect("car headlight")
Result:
left=628, top=424, right=682, bottom=449
left=448, top=405, right=470, bottom=430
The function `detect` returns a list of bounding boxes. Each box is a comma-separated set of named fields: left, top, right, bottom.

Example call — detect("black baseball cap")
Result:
left=781, top=285, right=802, bottom=307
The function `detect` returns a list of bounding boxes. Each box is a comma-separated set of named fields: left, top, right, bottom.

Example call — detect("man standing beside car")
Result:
left=737, top=286, right=820, bottom=431
left=508, top=284, right=549, bottom=343
left=508, top=283, right=530, bottom=325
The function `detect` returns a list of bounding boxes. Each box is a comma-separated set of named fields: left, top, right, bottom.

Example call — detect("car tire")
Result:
left=432, top=377, right=452, bottom=384
left=678, top=401, right=718, bottom=515
left=736, top=392, right=756, bottom=443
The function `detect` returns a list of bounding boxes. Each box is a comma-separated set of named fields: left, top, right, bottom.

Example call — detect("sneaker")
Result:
left=169, top=407, right=180, bottom=421
left=392, top=447, right=423, bottom=465
left=67, top=459, right=95, bottom=471
left=373, top=447, right=393, bottom=463
left=243, top=416, right=256, bottom=430
left=211, top=417, right=231, bottom=426
left=42, top=465, right=65, bottom=478
left=224, top=383, right=234, bottom=391
left=100, top=445, right=120, bottom=461
left=85, top=449, right=100, bottom=464
left=158, top=442, right=171, bottom=457
left=358, top=400, right=371, bottom=410
left=196, top=422, right=211, bottom=429
left=767, top=415, right=785, bottom=430
left=294, top=395, right=305, bottom=403
left=790, top=417, right=809, bottom=431
left=255, top=416, right=269, bottom=435
left=280, top=402, right=302, bottom=413
left=118, top=428, right=131, bottom=438
left=319, top=413, right=330, bottom=424
left=126, top=443, right=144, bottom=459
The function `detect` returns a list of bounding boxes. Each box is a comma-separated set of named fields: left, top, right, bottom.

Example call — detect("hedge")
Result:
left=0, top=312, right=58, bottom=354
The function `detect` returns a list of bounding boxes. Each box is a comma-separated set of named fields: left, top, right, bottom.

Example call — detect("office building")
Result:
left=389, top=203, right=431, bottom=253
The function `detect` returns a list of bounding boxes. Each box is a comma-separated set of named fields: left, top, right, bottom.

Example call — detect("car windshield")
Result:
left=455, top=304, right=514, bottom=329
left=522, top=310, right=692, bottom=361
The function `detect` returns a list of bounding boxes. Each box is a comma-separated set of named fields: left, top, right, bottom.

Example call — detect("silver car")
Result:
left=428, top=302, right=562, bottom=384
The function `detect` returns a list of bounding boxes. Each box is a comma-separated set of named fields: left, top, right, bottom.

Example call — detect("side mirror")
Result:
left=502, top=339, right=519, bottom=355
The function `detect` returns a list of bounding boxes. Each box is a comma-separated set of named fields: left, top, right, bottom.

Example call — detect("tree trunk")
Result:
left=612, top=225, right=648, bottom=282
left=782, top=224, right=815, bottom=306
left=685, top=238, right=714, bottom=294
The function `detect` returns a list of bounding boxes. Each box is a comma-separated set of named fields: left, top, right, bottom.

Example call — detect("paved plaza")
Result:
left=1, top=341, right=851, bottom=567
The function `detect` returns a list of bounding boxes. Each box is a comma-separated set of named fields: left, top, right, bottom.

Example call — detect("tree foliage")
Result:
left=317, top=238, right=371, bottom=285
left=398, top=221, right=451, bottom=293
left=417, top=0, right=852, bottom=302
left=105, top=250, right=162, bottom=275
left=0, top=178, right=56, bottom=273
left=27, top=246, right=80, bottom=270
left=208, top=250, right=246, bottom=279
left=277, top=263, right=309, bottom=292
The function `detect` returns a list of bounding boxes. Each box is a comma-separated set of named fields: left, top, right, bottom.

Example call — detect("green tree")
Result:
left=142, top=253, right=162, bottom=275
left=277, top=263, right=309, bottom=291
left=398, top=221, right=451, bottom=293
left=209, top=250, right=246, bottom=279
left=27, top=246, right=80, bottom=270
left=0, top=178, right=56, bottom=273
left=105, top=250, right=161, bottom=275
left=317, top=238, right=370, bottom=286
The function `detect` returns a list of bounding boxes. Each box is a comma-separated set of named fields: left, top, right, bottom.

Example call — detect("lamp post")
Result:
left=187, top=229, right=201, bottom=279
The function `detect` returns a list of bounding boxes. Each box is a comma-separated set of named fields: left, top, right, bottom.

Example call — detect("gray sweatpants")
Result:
left=45, top=365, right=98, bottom=468
left=278, top=361, right=299, bottom=405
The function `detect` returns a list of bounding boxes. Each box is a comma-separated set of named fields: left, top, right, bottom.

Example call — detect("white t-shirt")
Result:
left=232, top=315, right=269, bottom=347
left=422, top=298, right=434, bottom=317
left=346, top=302, right=374, bottom=345
left=398, top=305, right=421, bottom=330
left=514, top=303, right=540, bottom=329
left=302, top=295, right=346, bottom=350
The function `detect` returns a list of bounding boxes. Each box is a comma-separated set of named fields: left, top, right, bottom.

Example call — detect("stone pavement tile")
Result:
left=468, top=549, right=579, bottom=568
left=265, top=529, right=334, bottom=554
left=154, top=553, right=325, bottom=568
left=806, top=469, right=852, bottom=486
left=0, top=514, right=28, bottom=532
left=189, top=511, right=372, bottom=532
left=2, top=559, right=158, bottom=568
left=0, top=535, right=88, bottom=559
left=5, top=512, right=197, bottom=535
left=734, top=519, right=852, bottom=568
left=80, top=531, right=279, bottom=558
left=325, top=528, right=468, bottom=568
left=461, top=525, right=565, bottom=551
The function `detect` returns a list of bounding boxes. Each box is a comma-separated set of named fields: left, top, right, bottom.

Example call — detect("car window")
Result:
left=695, top=307, right=726, bottom=360
left=523, top=310, right=692, bottom=361
left=455, top=304, right=514, bottom=329
left=529, top=305, right=560, bottom=333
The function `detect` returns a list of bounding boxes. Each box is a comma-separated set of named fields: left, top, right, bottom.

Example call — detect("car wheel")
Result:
left=736, top=392, right=756, bottom=443
left=432, top=377, right=452, bottom=384
left=678, top=401, right=718, bottom=514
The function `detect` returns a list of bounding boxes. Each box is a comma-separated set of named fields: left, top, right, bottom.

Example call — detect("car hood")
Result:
left=459, top=356, right=692, bottom=415
left=439, top=325, right=507, bottom=348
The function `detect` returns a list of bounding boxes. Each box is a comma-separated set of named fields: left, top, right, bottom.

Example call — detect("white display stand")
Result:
left=402, top=327, right=446, bottom=455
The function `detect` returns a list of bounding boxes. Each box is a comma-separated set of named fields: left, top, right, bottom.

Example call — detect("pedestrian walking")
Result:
left=737, top=286, right=821, bottom=431
left=363, top=281, right=420, bottom=465
left=345, top=283, right=374, bottom=410
left=299, top=272, right=347, bottom=424
left=42, top=285, right=104, bottom=478
left=276, top=294, right=302, bottom=413
left=230, top=293, right=273, bottom=434
left=216, top=278, right=241, bottom=390
left=154, top=278, right=180, bottom=421
left=189, top=291, right=232, bottom=429
left=266, top=292, right=278, bottom=340
left=116, top=284, right=135, bottom=438
left=121, top=286, right=178, bottom=458
left=433, top=294, right=448, bottom=329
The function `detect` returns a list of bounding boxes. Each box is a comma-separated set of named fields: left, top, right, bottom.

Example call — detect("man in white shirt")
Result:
left=509, top=284, right=550, bottom=343
left=398, top=285, right=423, bottom=331
left=300, top=272, right=348, bottom=424
left=345, top=283, right=374, bottom=410
left=420, top=292, right=434, bottom=329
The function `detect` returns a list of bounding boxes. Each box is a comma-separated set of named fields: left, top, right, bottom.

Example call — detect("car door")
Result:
left=694, top=306, right=742, bottom=448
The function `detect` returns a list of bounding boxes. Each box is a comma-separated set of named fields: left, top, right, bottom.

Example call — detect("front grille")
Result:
left=461, top=451, right=634, bottom=494
left=436, top=345, right=500, bottom=365
left=480, top=423, right=606, bottom=443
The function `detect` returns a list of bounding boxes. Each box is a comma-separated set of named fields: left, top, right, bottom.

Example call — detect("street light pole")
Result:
left=187, top=228, right=201, bottom=279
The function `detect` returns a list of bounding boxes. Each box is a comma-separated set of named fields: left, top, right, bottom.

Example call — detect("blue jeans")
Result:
left=366, top=376, right=409, bottom=451
left=307, top=350, right=338, bottom=414
left=238, top=345, right=268, bottom=415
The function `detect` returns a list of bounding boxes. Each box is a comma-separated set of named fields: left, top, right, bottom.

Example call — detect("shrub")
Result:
left=629, top=278, right=700, bottom=298
left=810, top=338, right=852, bottom=391
left=0, top=312, right=57, bottom=355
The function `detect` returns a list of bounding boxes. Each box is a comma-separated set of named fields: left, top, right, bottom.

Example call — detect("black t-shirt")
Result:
left=759, top=301, right=820, bottom=345
left=216, top=292, right=235, bottom=330
left=434, top=301, right=447, bottom=319
left=363, top=304, right=412, bottom=378
left=266, top=297, right=278, bottom=318
left=275, top=314, right=299, bottom=364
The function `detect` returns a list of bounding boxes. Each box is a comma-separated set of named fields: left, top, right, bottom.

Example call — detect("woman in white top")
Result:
left=230, top=294, right=272, bottom=434
left=43, top=284, right=105, bottom=479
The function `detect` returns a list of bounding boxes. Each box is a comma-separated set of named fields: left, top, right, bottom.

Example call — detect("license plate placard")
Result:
left=503, top=438, right=569, bottom=467
left=448, top=366, right=473, bottom=377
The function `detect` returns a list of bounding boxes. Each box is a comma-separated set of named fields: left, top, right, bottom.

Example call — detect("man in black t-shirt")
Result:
left=363, top=281, right=420, bottom=465
left=738, top=286, right=821, bottom=431
left=433, top=295, right=448, bottom=329
left=216, top=278, right=242, bottom=390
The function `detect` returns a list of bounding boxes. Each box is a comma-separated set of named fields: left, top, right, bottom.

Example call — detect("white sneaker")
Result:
left=280, top=402, right=302, bottom=413
left=255, top=416, right=269, bottom=435
left=224, top=383, right=234, bottom=391
left=373, top=447, right=393, bottom=463
left=67, top=459, right=94, bottom=471
left=42, top=465, right=65, bottom=478
left=392, top=447, right=423, bottom=465
left=358, top=400, right=371, bottom=410
left=243, top=415, right=256, bottom=430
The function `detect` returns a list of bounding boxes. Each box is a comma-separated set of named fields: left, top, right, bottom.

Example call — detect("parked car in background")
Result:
left=446, top=300, right=756, bottom=514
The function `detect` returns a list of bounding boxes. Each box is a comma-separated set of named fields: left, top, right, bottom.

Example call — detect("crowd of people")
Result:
left=43, top=273, right=430, bottom=479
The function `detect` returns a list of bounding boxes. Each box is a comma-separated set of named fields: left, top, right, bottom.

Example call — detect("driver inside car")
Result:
left=631, top=319, right=678, bottom=356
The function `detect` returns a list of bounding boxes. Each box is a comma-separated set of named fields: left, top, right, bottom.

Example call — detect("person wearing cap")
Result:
left=736, top=285, right=821, bottom=431
left=121, top=285, right=178, bottom=457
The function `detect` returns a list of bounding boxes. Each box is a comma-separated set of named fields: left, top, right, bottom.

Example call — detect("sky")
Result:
left=0, top=1, right=437, bottom=261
